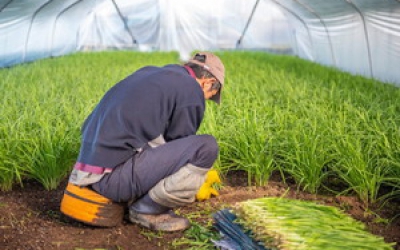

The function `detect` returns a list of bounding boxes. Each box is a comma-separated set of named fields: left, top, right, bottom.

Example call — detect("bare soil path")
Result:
left=1, top=173, right=399, bottom=250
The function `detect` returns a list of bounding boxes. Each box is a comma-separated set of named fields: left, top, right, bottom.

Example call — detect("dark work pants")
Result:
left=92, top=134, right=219, bottom=203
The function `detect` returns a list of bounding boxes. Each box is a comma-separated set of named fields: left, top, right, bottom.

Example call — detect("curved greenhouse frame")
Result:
left=1, top=0, right=399, bottom=85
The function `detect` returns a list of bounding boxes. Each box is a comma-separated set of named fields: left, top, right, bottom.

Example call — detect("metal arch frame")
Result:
left=0, top=0, right=14, bottom=12
left=51, top=0, right=83, bottom=57
left=236, top=0, right=260, bottom=49
left=94, top=12, right=103, bottom=47
left=269, top=0, right=315, bottom=60
left=110, top=0, right=137, bottom=46
left=345, top=0, right=373, bottom=78
left=294, top=0, right=337, bottom=66
left=155, top=0, right=161, bottom=51
left=23, top=0, right=53, bottom=62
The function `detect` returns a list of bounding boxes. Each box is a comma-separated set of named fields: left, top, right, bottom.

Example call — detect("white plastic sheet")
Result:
left=0, top=0, right=291, bottom=64
left=274, top=0, right=400, bottom=85
left=0, top=0, right=399, bottom=86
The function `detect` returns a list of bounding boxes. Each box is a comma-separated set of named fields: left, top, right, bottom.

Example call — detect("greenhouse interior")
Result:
left=1, top=0, right=400, bottom=250
left=1, top=0, right=400, bottom=86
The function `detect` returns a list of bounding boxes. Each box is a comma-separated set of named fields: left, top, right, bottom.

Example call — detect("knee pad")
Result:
left=60, top=183, right=124, bottom=227
left=149, top=163, right=209, bottom=208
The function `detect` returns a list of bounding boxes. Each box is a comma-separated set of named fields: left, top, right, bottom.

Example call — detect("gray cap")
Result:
left=188, top=52, right=225, bottom=104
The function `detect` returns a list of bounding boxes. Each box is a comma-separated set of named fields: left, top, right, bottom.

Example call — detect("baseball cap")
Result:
left=188, top=52, right=225, bottom=104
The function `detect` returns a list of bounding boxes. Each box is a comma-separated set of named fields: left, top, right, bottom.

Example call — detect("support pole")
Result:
left=236, top=0, right=260, bottom=48
left=23, top=0, right=53, bottom=62
left=270, top=0, right=315, bottom=59
left=294, top=0, right=337, bottom=66
left=0, top=0, right=13, bottom=12
left=51, top=0, right=83, bottom=56
left=110, top=0, right=137, bottom=46
left=345, top=0, right=373, bottom=78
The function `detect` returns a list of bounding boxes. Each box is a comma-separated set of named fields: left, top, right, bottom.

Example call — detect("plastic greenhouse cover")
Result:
left=77, top=0, right=291, bottom=60
left=0, top=0, right=399, bottom=86
left=272, top=0, right=400, bottom=86
left=0, top=0, right=289, bottom=63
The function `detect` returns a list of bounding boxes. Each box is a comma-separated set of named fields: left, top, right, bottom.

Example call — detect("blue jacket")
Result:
left=77, top=64, right=205, bottom=169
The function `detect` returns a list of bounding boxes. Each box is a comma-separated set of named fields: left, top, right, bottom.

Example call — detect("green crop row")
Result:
left=0, top=51, right=399, bottom=205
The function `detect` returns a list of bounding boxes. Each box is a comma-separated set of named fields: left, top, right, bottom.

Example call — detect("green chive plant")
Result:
left=0, top=51, right=178, bottom=190
left=0, top=51, right=399, bottom=207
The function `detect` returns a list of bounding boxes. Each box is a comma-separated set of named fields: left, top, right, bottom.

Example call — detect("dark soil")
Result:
left=1, top=171, right=399, bottom=250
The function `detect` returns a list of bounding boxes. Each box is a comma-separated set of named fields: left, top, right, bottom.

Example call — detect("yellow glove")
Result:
left=196, top=170, right=221, bottom=201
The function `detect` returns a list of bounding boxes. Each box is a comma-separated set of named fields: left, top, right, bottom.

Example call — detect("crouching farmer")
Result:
left=60, top=52, right=225, bottom=232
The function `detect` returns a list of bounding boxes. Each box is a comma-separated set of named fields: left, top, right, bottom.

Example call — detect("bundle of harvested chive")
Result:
left=231, top=197, right=394, bottom=250
left=213, top=209, right=268, bottom=250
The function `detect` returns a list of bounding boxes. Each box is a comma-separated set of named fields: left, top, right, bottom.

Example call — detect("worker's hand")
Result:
left=196, top=170, right=221, bottom=201
left=196, top=185, right=219, bottom=201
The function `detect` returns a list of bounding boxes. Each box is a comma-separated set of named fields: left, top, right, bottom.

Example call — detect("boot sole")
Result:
left=129, top=212, right=190, bottom=232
